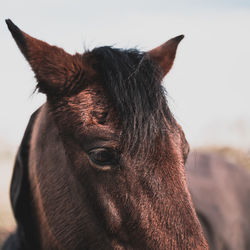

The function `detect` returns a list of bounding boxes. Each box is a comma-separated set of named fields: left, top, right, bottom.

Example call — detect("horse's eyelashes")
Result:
left=88, top=148, right=118, bottom=170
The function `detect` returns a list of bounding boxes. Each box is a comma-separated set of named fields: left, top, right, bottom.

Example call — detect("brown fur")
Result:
left=149, top=35, right=184, bottom=76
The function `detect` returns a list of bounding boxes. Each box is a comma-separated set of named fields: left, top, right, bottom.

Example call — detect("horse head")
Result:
left=6, top=19, right=207, bottom=249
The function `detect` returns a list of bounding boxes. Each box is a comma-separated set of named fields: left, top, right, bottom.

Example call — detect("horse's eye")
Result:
left=88, top=148, right=117, bottom=169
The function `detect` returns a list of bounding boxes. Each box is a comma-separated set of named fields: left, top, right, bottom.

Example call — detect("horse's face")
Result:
left=7, top=20, right=207, bottom=249
left=50, top=82, right=191, bottom=249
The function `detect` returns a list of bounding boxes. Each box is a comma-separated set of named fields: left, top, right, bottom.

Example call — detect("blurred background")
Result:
left=0, top=0, right=249, bottom=245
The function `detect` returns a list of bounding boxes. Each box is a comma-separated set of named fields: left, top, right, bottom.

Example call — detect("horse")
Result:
left=186, top=151, right=250, bottom=250
left=3, top=19, right=208, bottom=249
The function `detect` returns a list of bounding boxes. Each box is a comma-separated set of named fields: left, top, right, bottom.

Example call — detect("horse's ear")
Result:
left=5, top=19, right=85, bottom=94
left=148, top=35, right=184, bottom=77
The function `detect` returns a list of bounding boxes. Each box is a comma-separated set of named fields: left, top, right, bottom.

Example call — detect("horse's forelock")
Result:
left=90, top=47, right=176, bottom=156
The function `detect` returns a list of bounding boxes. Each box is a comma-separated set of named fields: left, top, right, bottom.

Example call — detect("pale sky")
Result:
left=0, top=0, right=250, bottom=150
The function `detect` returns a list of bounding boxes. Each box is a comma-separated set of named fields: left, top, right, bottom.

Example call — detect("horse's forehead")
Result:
left=75, top=85, right=108, bottom=109
left=65, top=84, right=117, bottom=127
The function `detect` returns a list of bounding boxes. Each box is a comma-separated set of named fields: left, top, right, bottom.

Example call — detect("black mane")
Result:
left=91, top=46, right=175, bottom=156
